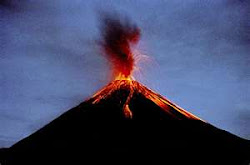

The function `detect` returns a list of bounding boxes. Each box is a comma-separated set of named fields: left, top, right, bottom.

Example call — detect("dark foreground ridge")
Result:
left=0, top=80, right=249, bottom=165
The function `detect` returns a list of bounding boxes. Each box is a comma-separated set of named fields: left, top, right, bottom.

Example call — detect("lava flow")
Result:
left=91, top=80, right=201, bottom=120
left=94, top=15, right=202, bottom=120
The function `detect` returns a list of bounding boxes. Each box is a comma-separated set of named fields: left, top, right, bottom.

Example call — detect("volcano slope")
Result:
left=0, top=80, right=249, bottom=165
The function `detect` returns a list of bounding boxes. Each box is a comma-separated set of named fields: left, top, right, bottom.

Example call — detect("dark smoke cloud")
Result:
left=99, top=13, right=140, bottom=78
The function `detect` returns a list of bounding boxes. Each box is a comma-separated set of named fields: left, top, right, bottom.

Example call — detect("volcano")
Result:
left=1, top=15, right=250, bottom=165
left=0, top=80, right=250, bottom=165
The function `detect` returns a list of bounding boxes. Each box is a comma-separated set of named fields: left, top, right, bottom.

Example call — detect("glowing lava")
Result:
left=91, top=80, right=202, bottom=120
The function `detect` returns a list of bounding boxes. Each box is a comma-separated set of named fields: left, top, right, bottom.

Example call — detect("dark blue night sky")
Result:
left=1, top=0, right=250, bottom=147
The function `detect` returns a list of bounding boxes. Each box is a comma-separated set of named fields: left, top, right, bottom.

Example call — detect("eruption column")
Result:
left=98, top=15, right=141, bottom=118
left=100, top=15, right=140, bottom=80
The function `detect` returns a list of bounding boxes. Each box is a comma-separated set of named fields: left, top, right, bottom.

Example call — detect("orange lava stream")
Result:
left=91, top=79, right=203, bottom=121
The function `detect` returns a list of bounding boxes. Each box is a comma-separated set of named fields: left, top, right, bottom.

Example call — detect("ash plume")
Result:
left=99, top=14, right=140, bottom=79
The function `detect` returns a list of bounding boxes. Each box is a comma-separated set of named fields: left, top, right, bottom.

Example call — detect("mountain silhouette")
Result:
left=0, top=80, right=249, bottom=165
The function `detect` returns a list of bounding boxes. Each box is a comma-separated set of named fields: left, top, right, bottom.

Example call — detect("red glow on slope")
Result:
left=91, top=80, right=202, bottom=121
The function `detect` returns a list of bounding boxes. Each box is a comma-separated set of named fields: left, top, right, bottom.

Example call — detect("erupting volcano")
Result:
left=96, top=15, right=201, bottom=120
left=0, top=15, right=249, bottom=165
